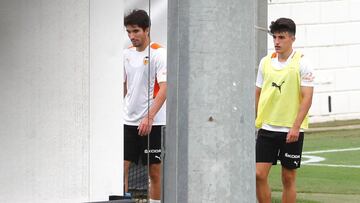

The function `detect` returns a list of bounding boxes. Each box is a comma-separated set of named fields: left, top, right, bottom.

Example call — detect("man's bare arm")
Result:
left=138, top=82, right=167, bottom=136
left=287, top=86, right=313, bottom=143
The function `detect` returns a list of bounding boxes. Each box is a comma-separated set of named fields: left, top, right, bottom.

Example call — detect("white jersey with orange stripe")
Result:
left=123, top=42, right=167, bottom=126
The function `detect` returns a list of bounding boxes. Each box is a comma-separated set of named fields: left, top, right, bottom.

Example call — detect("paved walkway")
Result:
left=306, top=124, right=360, bottom=132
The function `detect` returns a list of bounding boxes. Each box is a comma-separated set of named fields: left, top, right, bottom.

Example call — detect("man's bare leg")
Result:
left=256, top=162, right=272, bottom=203
left=281, top=166, right=297, bottom=203
left=124, top=160, right=131, bottom=193
left=149, top=163, right=161, bottom=200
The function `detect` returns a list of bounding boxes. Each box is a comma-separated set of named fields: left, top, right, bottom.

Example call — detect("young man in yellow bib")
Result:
left=255, top=18, right=314, bottom=203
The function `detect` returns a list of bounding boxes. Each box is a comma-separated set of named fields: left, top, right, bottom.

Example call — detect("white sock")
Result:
left=149, top=199, right=161, bottom=203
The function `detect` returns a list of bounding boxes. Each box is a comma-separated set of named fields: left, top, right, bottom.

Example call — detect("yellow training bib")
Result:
left=256, top=52, right=308, bottom=129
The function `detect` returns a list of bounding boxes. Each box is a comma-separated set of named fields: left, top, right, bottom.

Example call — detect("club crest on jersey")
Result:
left=143, top=56, right=149, bottom=65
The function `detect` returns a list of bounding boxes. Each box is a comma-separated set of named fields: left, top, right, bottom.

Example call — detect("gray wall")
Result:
left=0, top=0, right=124, bottom=202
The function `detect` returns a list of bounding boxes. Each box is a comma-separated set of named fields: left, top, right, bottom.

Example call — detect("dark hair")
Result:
left=124, top=9, right=151, bottom=30
left=269, top=18, right=296, bottom=36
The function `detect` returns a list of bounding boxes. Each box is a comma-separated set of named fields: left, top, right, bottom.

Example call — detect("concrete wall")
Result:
left=268, top=0, right=360, bottom=122
left=0, top=0, right=124, bottom=202
left=90, top=0, right=124, bottom=201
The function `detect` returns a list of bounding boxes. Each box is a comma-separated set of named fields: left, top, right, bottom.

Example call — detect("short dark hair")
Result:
left=269, top=18, right=296, bottom=36
left=124, top=9, right=151, bottom=30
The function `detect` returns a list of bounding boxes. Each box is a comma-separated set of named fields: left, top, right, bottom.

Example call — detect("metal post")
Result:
left=256, top=0, right=268, bottom=68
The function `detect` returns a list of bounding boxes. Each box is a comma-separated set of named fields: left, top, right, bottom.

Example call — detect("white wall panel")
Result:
left=291, top=2, right=321, bottom=24
left=349, top=0, right=360, bottom=20
left=0, top=0, right=124, bottom=202
left=313, top=69, right=336, bottom=93
left=309, top=93, right=329, bottom=116
left=331, top=92, right=351, bottom=114
left=309, top=90, right=360, bottom=122
left=89, top=0, right=124, bottom=201
left=0, top=1, right=89, bottom=202
left=268, top=4, right=292, bottom=24
left=309, top=91, right=360, bottom=122
left=348, top=45, right=360, bottom=67
left=349, top=91, right=360, bottom=112
left=320, top=1, right=348, bottom=23
left=306, top=24, right=335, bottom=46
left=334, top=68, right=360, bottom=91
left=318, top=45, right=348, bottom=68
left=293, top=25, right=307, bottom=47
left=269, top=0, right=360, bottom=122
left=334, top=22, right=360, bottom=44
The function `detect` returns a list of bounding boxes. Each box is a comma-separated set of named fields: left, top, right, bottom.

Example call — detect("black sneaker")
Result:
left=108, top=194, right=131, bottom=200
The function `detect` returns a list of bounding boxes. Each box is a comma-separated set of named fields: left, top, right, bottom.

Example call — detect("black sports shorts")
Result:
left=124, top=124, right=163, bottom=165
left=256, top=129, right=304, bottom=169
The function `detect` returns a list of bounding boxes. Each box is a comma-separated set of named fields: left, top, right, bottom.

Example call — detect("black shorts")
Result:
left=124, top=124, right=163, bottom=165
left=256, top=129, right=304, bottom=169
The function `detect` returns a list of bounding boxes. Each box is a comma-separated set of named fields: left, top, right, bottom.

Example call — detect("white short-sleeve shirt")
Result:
left=123, top=42, right=167, bottom=126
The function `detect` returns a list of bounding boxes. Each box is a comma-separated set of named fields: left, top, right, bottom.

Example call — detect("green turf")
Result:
left=304, top=129, right=360, bottom=151
left=315, top=150, right=360, bottom=165
left=271, top=196, right=320, bottom=203
left=268, top=127, right=360, bottom=202
left=271, top=197, right=320, bottom=203
left=269, top=166, right=360, bottom=194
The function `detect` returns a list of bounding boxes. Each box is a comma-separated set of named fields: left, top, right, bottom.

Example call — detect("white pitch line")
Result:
left=304, top=163, right=360, bottom=168
left=303, top=147, right=360, bottom=154
left=302, top=155, right=325, bottom=164
left=301, top=147, right=360, bottom=168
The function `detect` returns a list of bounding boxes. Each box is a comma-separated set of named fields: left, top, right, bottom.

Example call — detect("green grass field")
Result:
left=268, top=126, right=360, bottom=203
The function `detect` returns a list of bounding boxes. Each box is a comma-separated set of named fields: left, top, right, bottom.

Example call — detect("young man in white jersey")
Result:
left=123, top=10, right=166, bottom=203
left=255, top=18, right=314, bottom=203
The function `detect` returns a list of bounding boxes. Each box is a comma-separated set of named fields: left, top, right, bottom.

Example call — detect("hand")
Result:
left=286, top=127, right=300, bottom=143
left=138, top=116, right=153, bottom=136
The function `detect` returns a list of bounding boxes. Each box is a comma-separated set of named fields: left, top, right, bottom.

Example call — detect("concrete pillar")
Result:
left=164, top=0, right=257, bottom=202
